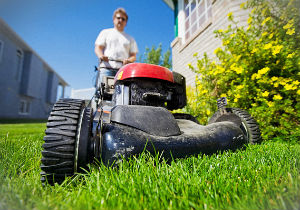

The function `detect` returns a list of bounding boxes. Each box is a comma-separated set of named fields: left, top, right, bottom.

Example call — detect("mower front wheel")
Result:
left=208, top=108, right=262, bottom=144
left=40, top=99, right=93, bottom=185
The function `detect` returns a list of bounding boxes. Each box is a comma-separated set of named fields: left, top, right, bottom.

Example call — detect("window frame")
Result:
left=15, top=49, right=24, bottom=82
left=19, top=99, right=31, bottom=115
left=0, top=40, right=4, bottom=63
left=183, top=0, right=213, bottom=43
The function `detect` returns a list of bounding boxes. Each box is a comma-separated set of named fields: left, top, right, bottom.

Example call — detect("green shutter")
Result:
left=174, top=0, right=178, bottom=37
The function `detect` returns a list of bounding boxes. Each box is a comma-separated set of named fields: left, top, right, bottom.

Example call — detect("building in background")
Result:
left=0, top=18, right=68, bottom=119
left=163, top=0, right=248, bottom=86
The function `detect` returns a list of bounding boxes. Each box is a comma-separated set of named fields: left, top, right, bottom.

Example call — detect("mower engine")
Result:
left=112, top=64, right=186, bottom=109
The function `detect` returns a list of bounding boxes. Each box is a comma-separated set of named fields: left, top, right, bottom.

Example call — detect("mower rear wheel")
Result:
left=208, top=108, right=262, bottom=144
left=40, top=98, right=92, bottom=185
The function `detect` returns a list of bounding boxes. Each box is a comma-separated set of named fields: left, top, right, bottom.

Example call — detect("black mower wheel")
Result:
left=208, top=108, right=262, bottom=144
left=40, top=98, right=93, bottom=185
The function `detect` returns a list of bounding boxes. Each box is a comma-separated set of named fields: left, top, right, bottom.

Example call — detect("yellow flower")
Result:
left=248, top=17, right=253, bottom=24
left=287, top=53, right=294, bottom=58
left=220, top=93, right=227, bottom=97
left=240, top=2, right=246, bottom=8
left=251, top=48, right=258, bottom=53
left=262, top=91, right=269, bottom=97
left=283, top=19, right=294, bottom=29
left=262, top=32, right=268, bottom=37
left=284, top=84, right=295, bottom=90
left=234, top=98, right=238, bottom=102
left=202, top=89, right=208, bottom=94
left=223, top=40, right=230, bottom=45
left=235, top=55, right=242, bottom=61
left=256, top=74, right=262, bottom=79
left=216, top=66, right=225, bottom=74
left=258, top=67, right=270, bottom=75
left=227, top=12, right=233, bottom=18
left=214, top=47, right=222, bottom=54
left=271, top=77, right=278, bottom=82
left=273, top=94, right=283, bottom=100
left=237, top=85, right=244, bottom=90
left=272, top=45, right=283, bottom=56
left=268, top=33, right=274, bottom=39
left=206, top=110, right=211, bottom=115
left=229, top=63, right=243, bottom=74
left=297, top=90, right=300, bottom=95
left=261, top=17, right=271, bottom=25
left=279, top=80, right=287, bottom=86
left=236, top=66, right=243, bottom=74
left=267, top=101, right=274, bottom=107
left=292, top=80, right=300, bottom=86
left=286, top=28, right=295, bottom=35
left=236, top=94, right=241, bottom=99
left=263, top=43, right=272, bottom=50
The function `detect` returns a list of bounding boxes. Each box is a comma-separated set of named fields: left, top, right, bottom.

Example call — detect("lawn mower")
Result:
left=40, top=61, right=262, bottom=185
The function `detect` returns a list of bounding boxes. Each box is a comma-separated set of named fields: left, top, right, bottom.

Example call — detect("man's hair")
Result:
left=113, top=8, right=128, bottom=21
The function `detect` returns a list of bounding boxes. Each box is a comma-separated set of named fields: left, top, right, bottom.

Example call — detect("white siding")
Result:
left=172, top=0, right=248, bottom=86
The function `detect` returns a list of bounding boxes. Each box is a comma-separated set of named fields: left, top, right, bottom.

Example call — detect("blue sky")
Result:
left=0, top=0, right=175, bottom=96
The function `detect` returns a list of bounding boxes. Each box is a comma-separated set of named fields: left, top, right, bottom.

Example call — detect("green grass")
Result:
left=0, top=122, right=299, bottom=210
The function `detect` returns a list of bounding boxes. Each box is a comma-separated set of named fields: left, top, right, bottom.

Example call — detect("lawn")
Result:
left=0, top=122, right=299, bottom=210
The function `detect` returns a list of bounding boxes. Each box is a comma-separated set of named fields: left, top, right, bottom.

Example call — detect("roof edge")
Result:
left=162, top=0, right=175, bottom=10
left=0, top=17, right=69, bottom=86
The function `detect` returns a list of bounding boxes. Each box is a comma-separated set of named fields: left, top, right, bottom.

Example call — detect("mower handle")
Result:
left=99, top=57, right=124, bottom=63
left=95, top=58, right=124, bottom=72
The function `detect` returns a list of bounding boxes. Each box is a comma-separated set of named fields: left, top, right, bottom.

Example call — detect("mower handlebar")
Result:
left=99, top=57, right=124, bottom=63
left=95, top=58, right=124, bottom=71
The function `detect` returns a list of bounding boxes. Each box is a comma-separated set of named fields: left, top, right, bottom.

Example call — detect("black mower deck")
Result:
left=99, top=105, right=247, bottom=165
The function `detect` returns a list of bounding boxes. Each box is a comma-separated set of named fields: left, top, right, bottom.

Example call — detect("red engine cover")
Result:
left=114, top=63, right=174, bottom=83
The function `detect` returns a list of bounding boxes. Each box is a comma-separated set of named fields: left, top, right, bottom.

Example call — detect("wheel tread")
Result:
left=208, top=107, right=262, bottom=144
left=40, top=98, right=85, bottom=185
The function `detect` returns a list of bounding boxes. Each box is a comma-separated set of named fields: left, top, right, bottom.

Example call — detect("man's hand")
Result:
left=123, top=59, right=130, bottom=65
left=123, top=53, right=137, bottom=65
left=100, top=55, right=109, bottom=62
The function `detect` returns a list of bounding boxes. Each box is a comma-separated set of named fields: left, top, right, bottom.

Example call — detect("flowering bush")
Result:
left=186, top=0, right=300, bottom=139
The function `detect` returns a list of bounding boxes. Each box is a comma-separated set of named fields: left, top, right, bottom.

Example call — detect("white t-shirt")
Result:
left=95, top=28, right=138, bottom=69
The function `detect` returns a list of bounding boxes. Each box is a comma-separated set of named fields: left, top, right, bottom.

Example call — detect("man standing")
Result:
left=94, top=8, right=138, bottom=85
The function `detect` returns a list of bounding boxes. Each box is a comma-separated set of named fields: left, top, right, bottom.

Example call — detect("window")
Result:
left=0, top=40, right=3, bottom=62
left=15, top=49, right=23, bottom=82
left=184, top=0, right=212, bottom=41
left=19, top=99, right=31, bottom=115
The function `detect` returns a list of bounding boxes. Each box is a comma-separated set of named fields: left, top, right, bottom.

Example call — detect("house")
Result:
left=0, top=18, right=68, bottom=119
left=162, top=0, right=249, bottom=86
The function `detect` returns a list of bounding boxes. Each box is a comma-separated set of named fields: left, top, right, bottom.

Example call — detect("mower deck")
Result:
left=101, top=116, right=246, bottom=165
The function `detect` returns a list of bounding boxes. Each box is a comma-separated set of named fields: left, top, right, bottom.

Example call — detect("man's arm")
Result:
left=94, top=45, right=108, bottom=61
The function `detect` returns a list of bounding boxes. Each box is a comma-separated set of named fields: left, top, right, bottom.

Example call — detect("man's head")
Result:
left=113, top=8, right=128, bottom=32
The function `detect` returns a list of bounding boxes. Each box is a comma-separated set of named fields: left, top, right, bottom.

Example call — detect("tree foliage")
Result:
left=185, top=0, right=300, bottom=139
left=139, top=44, right=172, bottom=69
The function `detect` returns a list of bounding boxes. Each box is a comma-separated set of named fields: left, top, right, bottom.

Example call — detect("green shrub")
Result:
left=186, top=0, right=300, bottom=139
